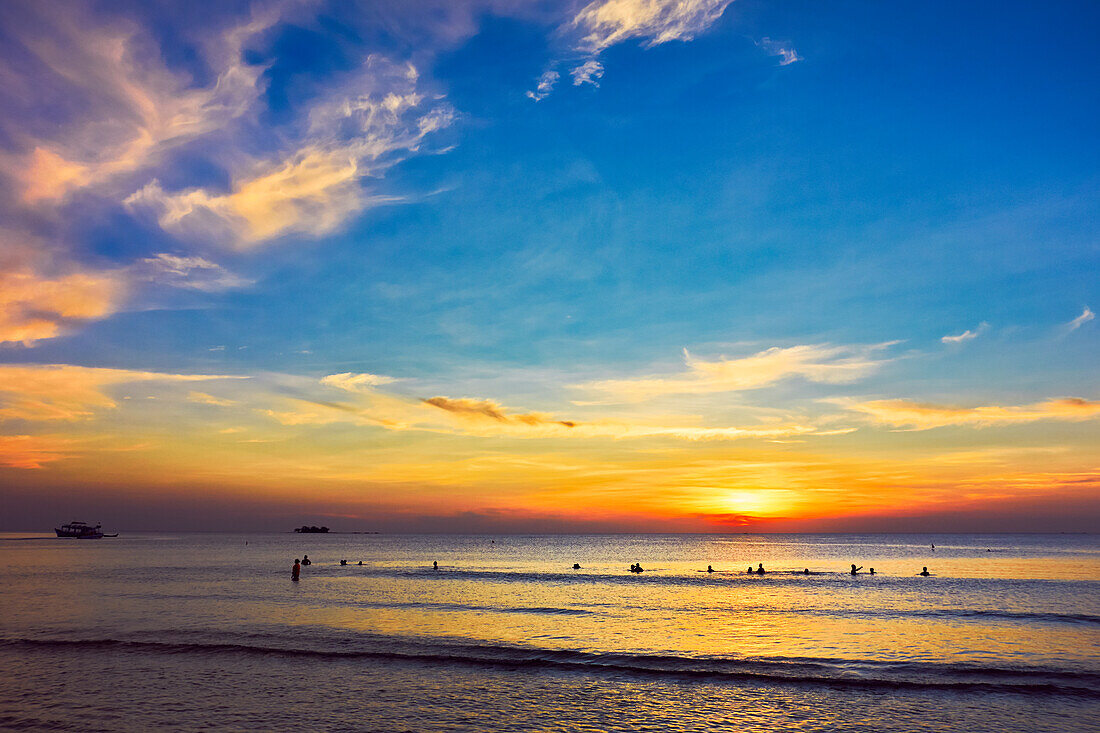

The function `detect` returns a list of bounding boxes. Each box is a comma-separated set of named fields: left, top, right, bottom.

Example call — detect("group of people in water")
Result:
left=660, top=562, right=932, bottom=576
left=292, top=554, right=935, bottom=580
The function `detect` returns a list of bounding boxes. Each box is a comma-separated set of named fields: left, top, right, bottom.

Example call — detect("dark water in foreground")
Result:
left=1, top=532, right=1097, bottom=731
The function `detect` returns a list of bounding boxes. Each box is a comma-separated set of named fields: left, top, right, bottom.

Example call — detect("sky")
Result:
left=0, top=0, right=1097, bottom=532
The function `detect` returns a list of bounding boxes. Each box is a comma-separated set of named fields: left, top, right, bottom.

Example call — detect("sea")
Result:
left=0, top=532, right=1097, bottom=732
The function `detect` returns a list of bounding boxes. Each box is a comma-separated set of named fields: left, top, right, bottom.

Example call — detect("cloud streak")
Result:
left=1064, top=306, right=1094, bottom=332
left=423, top=396, right=577, bottom=427
left=837, top=396, right=1100, bottom=430
left=756, top=37, right=802, bottom=66
left=942, top=321, right=989, bottom=344
left=0, top=364, right=246, bottom=421
left=576, top=343, right=894, bottom=402
left=0, top=434, right=77, bottom=469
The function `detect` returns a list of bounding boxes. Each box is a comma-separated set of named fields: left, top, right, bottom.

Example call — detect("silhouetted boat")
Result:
left=55, top=521, right=116, bottom=538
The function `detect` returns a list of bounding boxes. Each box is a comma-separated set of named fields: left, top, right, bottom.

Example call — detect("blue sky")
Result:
left=0, top=0, right=1097, bottom=531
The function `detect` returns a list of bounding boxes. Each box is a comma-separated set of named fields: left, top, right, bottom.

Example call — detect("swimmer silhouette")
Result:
left=803, top=568, right=810, bottom=574
left=851, top=564, right=862, bottom=575
left=340, top=559, right=347, bottom=566
left=756, top=563, right=765, bottom=575
left=358, top=561, right=363, bottom=565
left=707, top=565, right=714, bottom=573
left=869, top=568, right=875, bottom=575
left=573, top=563, right=581, bottom=569
left=433, top=561, right=438, bottom=570
left=302, top=554, right=311, bottom=566
left=919, top=567, right=930, bottom=576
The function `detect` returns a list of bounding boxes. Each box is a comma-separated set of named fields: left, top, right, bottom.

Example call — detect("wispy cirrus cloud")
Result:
left=575, top=343, right=895, bottom=403
left=4, top=1, right=276, bottom=204
left=528, top=0, right=734, bottom=98
left=0, top=364, right=246, bottom=421
left=136, top=254, right=252, bottom=292
left=526, top=70, right=561, bottom=101
left=1064, top=306, right=1094, bottom=332
left=320, top=372, right=399, bottom=393
left=836, top=396, right=1100, bottom=431
left=570, top=60, right=605, bottom=87
left=756, top=37, right=802, bottom=66
left=942, top=321, right=989, bottom=344
left=126, top=57, right=454, bottom=247
left=572, top=0, right=735, bottom=55
left=187, top=391, right=238, bottom=407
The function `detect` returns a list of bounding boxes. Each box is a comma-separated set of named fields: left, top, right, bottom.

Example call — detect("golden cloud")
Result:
left=573, top=0, right=734, bottom=54
left=0, top=268, right=128, bottom=346
left=125, top=58, right=453, bottom=246
left=838, top=397, right=1100, bottom=430
left=0, top=364, right=246, bottom=421
left=0, top=434, right=76, bottom=469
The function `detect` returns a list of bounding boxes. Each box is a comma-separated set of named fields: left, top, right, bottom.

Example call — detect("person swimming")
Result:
left=869, top=567, right=876, bottom=575
left=573, top=563, right=581, bottom=569
left=339, top=559, right=347, bottom=566
left=630, top=563, right=644, bottom=573
left=756, top=563, right=765, bottom=575
left=920, top=567, right=930, bottom=576
left=433, top=561, right=438, bottom=570
left=803, top=568, right=810, bottom=574
left=302, top=554, right=311, bottom=566
left=357, top=561, right=363, bottom=565
left=747, top=566, right=754, bottom=573
left=707, top=565, right=714, bottom=573
left=851, top=564, right=863, bottom=575
left=292, top=559, right=300, bottom=581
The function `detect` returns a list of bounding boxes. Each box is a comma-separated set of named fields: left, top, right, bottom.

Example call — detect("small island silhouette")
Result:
left=294, top=525, right=330, bottom=533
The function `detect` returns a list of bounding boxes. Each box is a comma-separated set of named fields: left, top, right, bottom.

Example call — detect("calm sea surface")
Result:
left=1, top=532, right=1097, bottom=731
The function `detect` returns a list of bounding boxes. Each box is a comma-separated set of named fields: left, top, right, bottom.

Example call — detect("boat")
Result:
left=55, top=521, right=116, bottom=538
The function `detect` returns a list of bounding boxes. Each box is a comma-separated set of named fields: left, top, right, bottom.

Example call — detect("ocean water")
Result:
left=0, top=532, right=1097, bottom=731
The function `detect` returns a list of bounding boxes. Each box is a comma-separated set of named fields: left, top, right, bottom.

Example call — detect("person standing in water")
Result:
left=292, top=559, right=301, bottom=581
left=851, top=564, right=863, bottom=575
left=302, top=554, right=311, bottom=566
left=756, top=563, right=765, bottom=575
left=919, top=567, right=931, bottom=576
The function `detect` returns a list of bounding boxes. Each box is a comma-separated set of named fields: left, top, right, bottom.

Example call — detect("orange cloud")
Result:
left=0, top=434, right=76, bottom=469
left=837, top=397, right=1100, bottom=430
left=0, top=268, right=127, bottom=346
left=422, top=396, right=576, bottom=427
left=0, top=364, right=246, bottom=421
